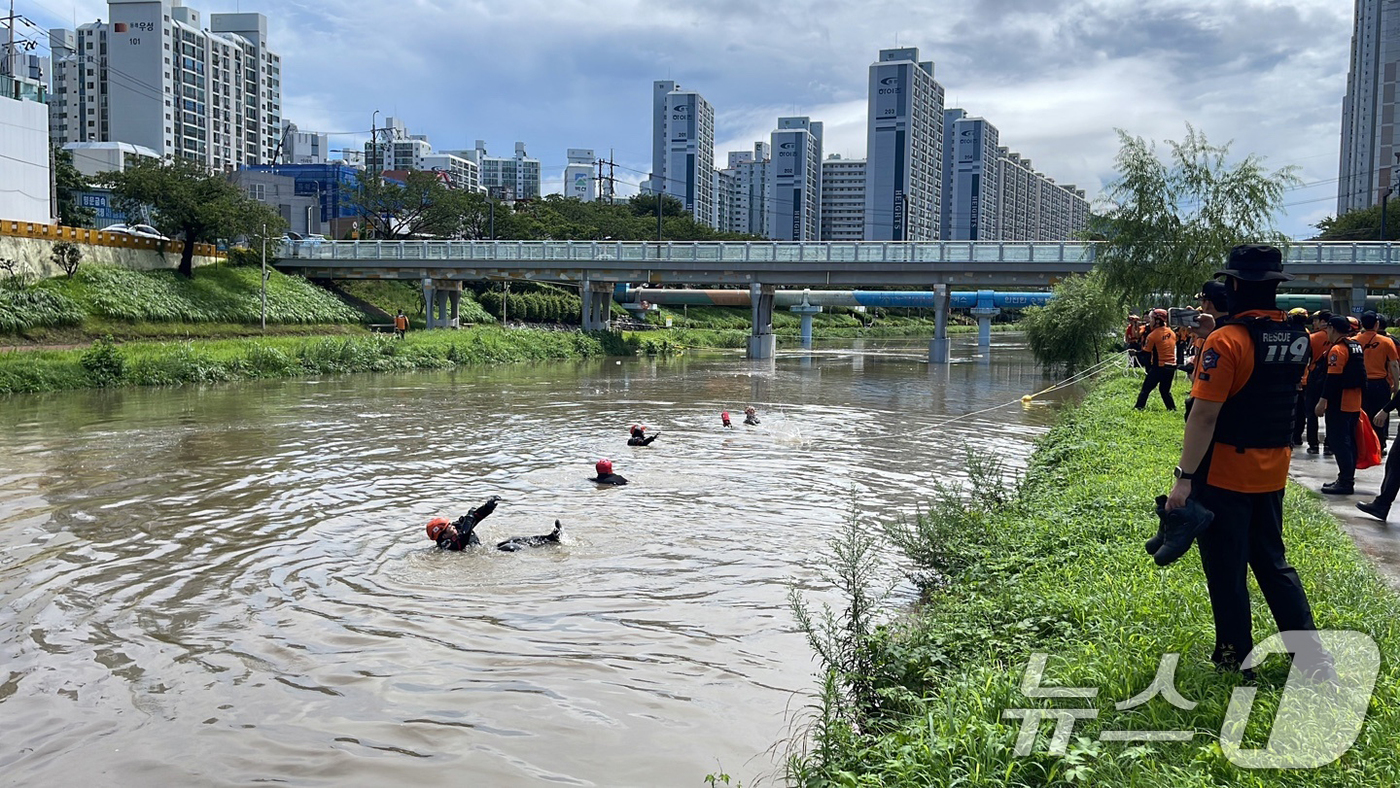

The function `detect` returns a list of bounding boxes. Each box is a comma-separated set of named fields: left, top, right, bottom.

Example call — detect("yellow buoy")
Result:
left=1021, top=395, right=1034, bottom=403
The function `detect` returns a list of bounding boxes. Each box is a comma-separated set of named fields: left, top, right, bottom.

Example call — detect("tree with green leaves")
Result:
left=1091, top=125, right=1298, bottom=306
left=1313, top=203, right=1395, bottom=241
left=103, top=158, right=285, bottom=277
left=1021, top=271, right=1121, bottom=374
left=53, top=146, right=95, bottom=228
left=348, top=170, right=476, bottom=239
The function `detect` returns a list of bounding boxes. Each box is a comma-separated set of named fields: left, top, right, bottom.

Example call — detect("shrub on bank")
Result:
left=0, top=327, right=619, bottom=395
left=790, top=372, right=1400, bottom=787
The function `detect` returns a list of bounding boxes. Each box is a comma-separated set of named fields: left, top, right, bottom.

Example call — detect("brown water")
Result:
left=0, top=335, right=1072, bottom=787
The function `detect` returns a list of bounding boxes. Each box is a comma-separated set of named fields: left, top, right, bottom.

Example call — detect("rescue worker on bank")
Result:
left=394, top=310, right=409, bottom=340
left=1286, top=308, right=1311, bottom=448
left=1302, top=310, right=1333, bottom=455
left=1164, top=244, right=1321, bottom=676
left=1358, top=311, right=1400, bottom=448
left=1134, top=308, right=1178, bottom=412
left=1180, top=311, right=1216, bottom=420
left=1125, top=314, right=1145, bottom=367
left=1317, top=315, right=1367, bottom=495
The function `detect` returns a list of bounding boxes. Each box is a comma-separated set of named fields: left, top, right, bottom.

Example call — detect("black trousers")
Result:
left=1135, top=365, right=1176, bottom=410
left=1292, top=389, right=1307, bottom=445
left=1194, top=484, right=1317, bottom=668
left=1364, top=380, right=1392, bottom=446
left=1325, top=409, right=1360, bottom=485
left=1303, top=373, right=1325, bottom=449
left=1375, top=431, right=1400, bottom=507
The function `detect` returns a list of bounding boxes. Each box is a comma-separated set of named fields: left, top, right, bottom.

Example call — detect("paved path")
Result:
left=1289, top=447, right=1400, bottom=590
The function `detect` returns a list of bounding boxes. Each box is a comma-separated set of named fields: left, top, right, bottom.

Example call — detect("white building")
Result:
left=49, top=1, right=283, bottom=171
left=994, top=150, right=1090, bottom=241
left=714, top=144, right=771, bottom=237
left=280, top=121, right=328, bottom=165
left=864, top=47, right=944, bottom=241
left=0, top=74, right=52, bottom=223
left=769, top=117, right=823, bottom=241
left=564, top=148, right=596, bottom=201
left=365, top=117, right=432, bottom=172
left=940, top=109, right=1001, bottom=240
left=650, top=81, right=715, bottom=226
left=63, top=140, right=162, bottom=178
left=459, top=141, right=541, bottom=200
left=820, top=155, right=866, bottom=241
left=420, top=153, right=481, bottom=192
left=1338, top=0, right=1400, bottom=214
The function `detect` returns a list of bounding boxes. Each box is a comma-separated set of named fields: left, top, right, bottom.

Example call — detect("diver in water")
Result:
left=743, top=406, right=760, bottom=426
left=628, top=424, right=659, bottom=446
left=425, top=495, right=501, bottom=551
left=592, top=458, right=629, bottom=485
left=721, top=410, right=733, bottom=428
left=495, top=520, right=563, bottom=552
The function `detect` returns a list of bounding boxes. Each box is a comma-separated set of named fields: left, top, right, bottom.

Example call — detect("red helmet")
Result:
left=426, top=517, right=451, bottom=540
left=630, top=424, right=639, bottom=432
left=596, top=459, right=613, bottom=476
left=1151, top=308, right=1169, bottom=322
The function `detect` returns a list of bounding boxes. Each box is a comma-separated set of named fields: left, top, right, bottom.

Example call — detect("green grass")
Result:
left=0, top=327, right=615, bottom=394
left=790, top=371, right=1400, bottom=787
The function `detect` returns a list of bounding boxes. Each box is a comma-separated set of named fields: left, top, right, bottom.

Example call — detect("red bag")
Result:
left=1356, top=415, right=1383, bottom=470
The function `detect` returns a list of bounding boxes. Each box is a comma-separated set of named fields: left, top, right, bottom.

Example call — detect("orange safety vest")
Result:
left=395, top=315, right=408, bottom=331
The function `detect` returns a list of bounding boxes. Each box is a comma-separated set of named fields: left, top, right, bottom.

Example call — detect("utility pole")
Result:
left=260, top=222, right=267, bottom=331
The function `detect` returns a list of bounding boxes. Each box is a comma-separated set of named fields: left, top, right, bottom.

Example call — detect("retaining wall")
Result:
left=0, top=220, right=225, bottom=280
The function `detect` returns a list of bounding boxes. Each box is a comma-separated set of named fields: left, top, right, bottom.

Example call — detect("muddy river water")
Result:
left=0, top=335, right=1074, bottom=787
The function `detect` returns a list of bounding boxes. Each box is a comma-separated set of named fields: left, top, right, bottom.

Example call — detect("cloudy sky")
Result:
left=24, top=0, right=1354, bottom=238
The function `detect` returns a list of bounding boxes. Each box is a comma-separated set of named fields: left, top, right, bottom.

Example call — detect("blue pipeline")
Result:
left=617, top=287, right=1052, bottom=310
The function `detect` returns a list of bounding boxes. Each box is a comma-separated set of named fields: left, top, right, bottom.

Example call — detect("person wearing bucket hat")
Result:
left=1133, top=308, right=1178, bottom=411
left=1196, top=280, right=1230, bottom=321
left=1164, top=243, right=1319, bottom=676
left=1317, top=315, right=1366, bottom=494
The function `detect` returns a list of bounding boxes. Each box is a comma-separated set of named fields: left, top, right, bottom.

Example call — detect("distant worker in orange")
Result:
left=1357, top=311, right=1400, bottom=447
left=1134, top=308, right=1178, bottom=412
left=1301, top=310, right=1333, bottom=455
left=394, top=309, right=409, bottom=340
left=1285, top=308, right=1311, bottom=448
left=1125, top=314, right=1145, bottom=367
left=1317, top=316, right=1367, bottom=494
left=1180, top=311, right=1216, bottom=420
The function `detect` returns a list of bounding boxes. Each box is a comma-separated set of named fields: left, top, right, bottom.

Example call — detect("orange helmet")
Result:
left=1151, top=308, right=1169, bottom=322
left=1348, top=316, right=1361, bottom=333
left=426, top=517, right=451, bottom=541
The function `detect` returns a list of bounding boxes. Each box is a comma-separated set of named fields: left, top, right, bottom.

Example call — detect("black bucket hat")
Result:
left=1214, top=244, right=1292, bottom=282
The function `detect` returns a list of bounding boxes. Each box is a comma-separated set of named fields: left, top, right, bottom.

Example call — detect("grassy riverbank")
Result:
left=790, top=372, right=1400, bottom=786
left=0, top=327, right=623, bottom=394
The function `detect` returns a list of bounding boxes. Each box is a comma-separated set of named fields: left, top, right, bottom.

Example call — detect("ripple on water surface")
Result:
left=0, top=337, right=1070, bottom=787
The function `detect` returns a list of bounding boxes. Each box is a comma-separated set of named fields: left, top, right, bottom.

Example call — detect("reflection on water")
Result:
left=0, top=334, right=1072, bottom=787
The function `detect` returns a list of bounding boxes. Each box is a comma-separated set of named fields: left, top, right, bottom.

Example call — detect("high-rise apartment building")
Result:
left=460, top=141, right=541, bottom=200
left=994, top=150, right=1089, bottom=241
left=280, top=121, right=328, bottom=165
left=365, top=117, right=432, bottom=172
left=564, top=148, right=596, bottom=201
left=940, top=109, right=1001, bottom=240
left=769, top=117, right=823, bottom=241
left=821, top=155, right=866, bottom=241
left=1338, top=0, right=1400, bottom=214
left=864, top=47, right=944, bottom=241
left=714, top=144, right=771, bottom=236
left=49, top=1, right=283, bottom=171
left=649, top=81, right=715, bottom=226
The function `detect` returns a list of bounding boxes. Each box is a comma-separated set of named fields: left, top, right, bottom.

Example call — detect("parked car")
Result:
left=281, top=232, right=326, bottom=257
left=103, top=223, right=169, bottom=241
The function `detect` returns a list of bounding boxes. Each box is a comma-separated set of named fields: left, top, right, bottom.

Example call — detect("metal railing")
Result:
left=277, top=239, right=1400, bottom=268
left=279, top=239, right=1098, bottom=265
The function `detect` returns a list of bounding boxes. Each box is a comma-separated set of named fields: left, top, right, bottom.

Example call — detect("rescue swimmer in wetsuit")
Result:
left=628, top=424, right=660, bottom=446
left=425, top=495, right=502, bottom=550
left=592, top=458, right=630, bottom=485
left=744, top=406, right=760, bottom=426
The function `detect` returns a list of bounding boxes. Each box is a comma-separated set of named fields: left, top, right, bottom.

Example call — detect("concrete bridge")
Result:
left=275, top=239, right=1400, bottom=361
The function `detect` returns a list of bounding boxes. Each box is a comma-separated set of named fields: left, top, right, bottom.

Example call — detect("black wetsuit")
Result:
left=744, top=414, right=760, bottom=425
left=592, top=473, right=629, bottom=486
left=496, top=521, right=563, bottom=552
left=434, top=497, right=499, bottom=551
left=628, top=430, right=659, bottom=446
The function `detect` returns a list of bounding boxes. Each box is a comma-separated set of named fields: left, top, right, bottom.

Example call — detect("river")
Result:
left=0, top=335, right=1074, bottom=787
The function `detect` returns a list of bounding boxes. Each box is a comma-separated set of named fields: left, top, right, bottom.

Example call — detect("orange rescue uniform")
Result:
left=1145, top=325, right=1177, bottom=367
left=1189, top=310, right=1291, bottom=493
left=1326, top=340, right=1364, bottom=413
left=1357, top=329, right=1398, bottom=380
left=394, top=315, right=409, bottom=332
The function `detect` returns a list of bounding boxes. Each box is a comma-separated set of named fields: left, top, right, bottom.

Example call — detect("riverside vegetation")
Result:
left=787, top=372, right=1400, bottom=786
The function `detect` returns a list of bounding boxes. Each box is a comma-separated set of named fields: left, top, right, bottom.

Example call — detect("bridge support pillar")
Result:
left=748, top=283, right=776, bottom=359
left=580, top=277, right=614, bottom=331
left=971, top=307, right=1000, bottom=348
left=929, top=284, right=951, bottom=364
left=790, top=291, right=822, bottom=348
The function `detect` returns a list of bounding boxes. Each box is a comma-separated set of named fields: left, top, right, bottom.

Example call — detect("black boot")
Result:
left=1357, top=500, right=1391, bottom=520
left=1321, top=480, right=1355, bottom=495
left=1152, top=496, right=1215, bottom=567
